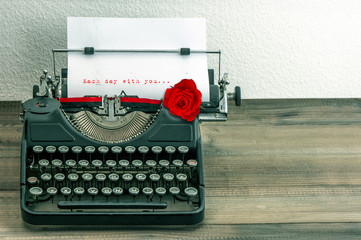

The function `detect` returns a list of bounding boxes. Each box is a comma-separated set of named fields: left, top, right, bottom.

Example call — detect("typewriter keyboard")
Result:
left=25, top=145, right=200, bottom=212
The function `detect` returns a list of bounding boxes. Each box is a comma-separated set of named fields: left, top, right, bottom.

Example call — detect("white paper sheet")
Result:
left=67, top=17, right=209, bottom=101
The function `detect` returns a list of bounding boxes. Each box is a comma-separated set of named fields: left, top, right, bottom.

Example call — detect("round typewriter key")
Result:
left=58, top=146, right=69, bottom=154
left=155, top=187, right=166, bottom=195
left=47, top=187, right=57, bottom=195
left=101, top=187, right=112, bottom=200
left=125, top=146, right=136, bottom=161
left=178, top=146, right=189, bottom=154
left=74, top=187, right=85, bottom=200
left=165, top=146, right=176, bottom=162
left=146, top=160, right=157, bottom=169
left=176, top=173, right=187, bottom=189
left=88, top=187, right=99, bottom=200
left=40, top=173, right=52, bottom=183
left=184, top=187, right=198, bottom=198
left=92, top=159, right=103, bottom=169
left=68, top=173, right=79, bottom=182
left=41, top=173, right=51, bottom=181
left=187, top=159, right=198, bottom=167
left=27, top=176, right=38, bottom=185
left=155, top=187, right=166, bottom=201
left=65, top=159, right=76, bottom=168
left=163, top=173, right=174, bottom=190
left=82, top=173, right=93, bottom=182
left=163, top=173, right=174, bottom=182
left=173, top=159, right=183, bottom=168
left=149, top=173, right=160, bottom=188
left=60, top=187, right=72, bottom=201
left=111, top=146, right=122, bottom=154
left=52, top=159, right=62, bottom=168
left=102, top=187, right=112, bottom=195
left=132, top=160, right=143, bottom=169
left=54, top=173, right=65, bottom=182
left=59, top=146, right=69, bottom=162
left=165, top=146, right=176, bottom=154
left=72, top=146, right=82, bottom=161
left=45, top=145, right=56, bottom=154
left=111, top=146, right=122, bottom=161
left=184, top=187, right=198, bottom=203
left=159, top=159, right=170, bottom=168
left=149, top=173, right=160, bottom=182
left=84, top=146, right=95, bottom=154
left=136, top=173, right=146, bottom=181
left=125, top=146, right=136, bottom=154
left=71, top=146, right=82, bottom=154
left=33, top=145, right=44, bottom=154
left=119, top=159, right=129, bottom=168
left=135, top=173, right=146, bottom=188
left=142, top=187, right=153, bottom=196
left=113, top=187, right=123, bottom=195
left=122, top=173, right=133, bottom=189
left=61, top=187, right=72, bottom=195
left=169, top=186, right=180, bottom=195
left=68, top=174, right=79, bottom=188
left=122, top=173, right=133, bottom=182
left=108, top=173, right=119, bottom=182
left=32, top=146, right=43, bottom=167
left=98, top=146, right=109, bottom=163
left=142, top=187, right=153, bottom=201
left=106, top=159, right=116, bottom=169
left=113, top=187, right=123, bottom=201
left=129, top=187, right=140, bottom=200
left=169, top=186, right=180, bottom=203
left=119, top=159, right=129, bottom=172
left=47, top=186, right=57, bottom=203
left=178, top=146, right=189, bottom=164
left=38, top=159, right=49, bottom=168
left=138, top=146, right=149, bottom=154
left=187, top=159, right=197, bottom=180
left=176, top=173, right=187, bottom=182
left=85, top=146, right=95, bottom=160
left=98, top=146, right=109, bottom=154
left=151, top=146, right=162, bottom=155
left=29, top=187, right=43, bottom=202
left=138, top=146, right=149, bottom=163
left=152, top=146, right=162, bottom=161
left=96, top=173, right=106, bottom=182
left=74, top=187, right=85, bottom=195
left=78, top=159, right=89, bottom=169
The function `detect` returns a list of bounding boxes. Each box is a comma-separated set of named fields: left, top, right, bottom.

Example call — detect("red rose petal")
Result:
left=163, top=79, right=202, bottom=121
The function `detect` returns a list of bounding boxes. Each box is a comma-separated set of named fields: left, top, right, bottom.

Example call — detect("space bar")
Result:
left=58, top=201, right=167, bottom=209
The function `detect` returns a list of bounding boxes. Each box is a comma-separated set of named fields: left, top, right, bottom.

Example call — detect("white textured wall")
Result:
left=1, top=0, right=361, bottom=101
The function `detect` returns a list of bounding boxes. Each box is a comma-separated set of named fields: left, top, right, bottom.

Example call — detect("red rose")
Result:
left=163, top=79, right=202, bottom=121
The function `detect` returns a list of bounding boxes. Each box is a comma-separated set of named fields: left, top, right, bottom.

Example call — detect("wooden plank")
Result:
left=2, top=99, right=361, bottom=238
left=2, top=191, right=361, bottom=239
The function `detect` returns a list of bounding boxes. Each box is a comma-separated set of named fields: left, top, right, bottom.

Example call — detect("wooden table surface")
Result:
left=2, top=99, right=361, bottom=239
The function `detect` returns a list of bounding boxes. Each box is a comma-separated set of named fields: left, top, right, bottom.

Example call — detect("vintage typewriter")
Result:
left=20, top=47, right=241, bottom=225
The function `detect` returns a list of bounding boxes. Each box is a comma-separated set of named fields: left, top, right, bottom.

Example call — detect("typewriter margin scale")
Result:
left=20, top=47, right=241, bottom=225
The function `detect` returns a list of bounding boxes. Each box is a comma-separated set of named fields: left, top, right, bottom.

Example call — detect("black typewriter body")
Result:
left=20, top=97, right=204, bottom=225
left=20, top=45, right=241, bottom=225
